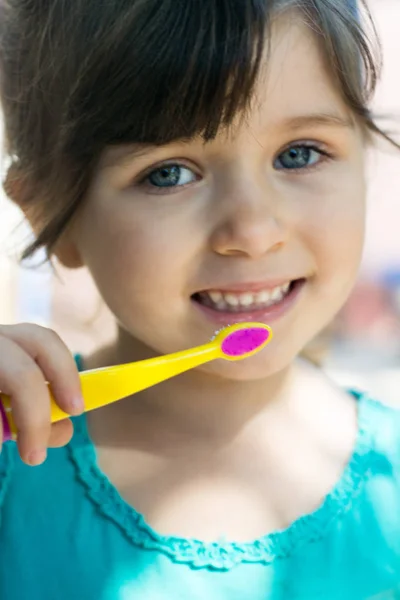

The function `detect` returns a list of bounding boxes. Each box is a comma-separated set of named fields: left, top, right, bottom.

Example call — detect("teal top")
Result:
left=1, top=391, right=400, bottom=599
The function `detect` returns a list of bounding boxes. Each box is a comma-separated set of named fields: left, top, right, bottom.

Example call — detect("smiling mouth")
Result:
left=192, top=279, right=305, bottom=313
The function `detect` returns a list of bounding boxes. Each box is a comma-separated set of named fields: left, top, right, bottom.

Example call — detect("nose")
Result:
left=210, top=179, right=289, bottom=258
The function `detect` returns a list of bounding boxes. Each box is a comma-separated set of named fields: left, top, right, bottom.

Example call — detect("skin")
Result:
left=74, top=22, right=366, bottom=382
left=1, top=16, right=368, bottom=538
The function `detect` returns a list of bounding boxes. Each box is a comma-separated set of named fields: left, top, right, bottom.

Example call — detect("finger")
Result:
left=0, top=324, right=83, bottom=416
left=0, top=335, right=51, bottom=465
left=48, top=419, right=74, bottom=448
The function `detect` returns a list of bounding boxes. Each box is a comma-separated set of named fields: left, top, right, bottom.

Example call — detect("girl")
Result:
left=0, top=0, right=399, bottom=598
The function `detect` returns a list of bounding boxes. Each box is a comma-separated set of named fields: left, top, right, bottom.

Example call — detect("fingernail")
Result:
left=71, top=396, right=84, bottom=414
left=27, top=449, right=47, bottom=467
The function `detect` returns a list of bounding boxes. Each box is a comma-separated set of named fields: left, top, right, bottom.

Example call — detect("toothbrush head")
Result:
left=214, top=322, right=273, bottom=361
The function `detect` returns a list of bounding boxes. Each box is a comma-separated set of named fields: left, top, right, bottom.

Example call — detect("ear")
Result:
left=3, top=165, right=84, bottom=269
left=52, top=236, right=84, bottom=270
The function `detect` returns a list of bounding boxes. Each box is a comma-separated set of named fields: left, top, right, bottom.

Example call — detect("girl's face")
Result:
left=71, top=17, right=366, bottom=380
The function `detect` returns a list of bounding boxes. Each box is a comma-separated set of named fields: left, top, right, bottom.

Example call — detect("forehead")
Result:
left=101, top=15, right=357, bottom=168
left=250, top=14, right=354, bottom=128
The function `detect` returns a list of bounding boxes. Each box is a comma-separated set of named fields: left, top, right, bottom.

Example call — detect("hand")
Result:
left=0, top=324, right=83, bottom=466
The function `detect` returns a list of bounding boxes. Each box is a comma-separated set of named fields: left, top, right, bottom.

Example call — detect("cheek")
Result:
left=75, top=200, right=196, bottom=318
left=299, top=172, right=366, bottom=292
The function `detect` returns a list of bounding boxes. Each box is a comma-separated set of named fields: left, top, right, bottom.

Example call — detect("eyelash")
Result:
left=274, top=142, right=334, bottom=173
left=135, top=142, right=335, bottom=192
left=137, top=161, right=199, bottom=194
left=274, top=141, right=336, bottom=176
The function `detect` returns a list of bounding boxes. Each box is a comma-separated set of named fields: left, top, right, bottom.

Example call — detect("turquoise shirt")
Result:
left=1, top=392, right=400, bottom=599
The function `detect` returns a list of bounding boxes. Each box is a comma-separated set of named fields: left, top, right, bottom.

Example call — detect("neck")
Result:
left=86, top=327, right=296, bottom=445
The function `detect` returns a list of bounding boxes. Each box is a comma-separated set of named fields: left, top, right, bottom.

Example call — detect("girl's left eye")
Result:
left=274, top=144, right=330, bottom=171
left=144, top=165, right=197, bottom=189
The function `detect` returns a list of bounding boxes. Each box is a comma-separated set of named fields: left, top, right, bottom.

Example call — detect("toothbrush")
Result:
left=0, top=322, right=272, bottom=442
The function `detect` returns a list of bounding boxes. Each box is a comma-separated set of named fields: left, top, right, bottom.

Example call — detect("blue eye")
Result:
left=274, top=145, right=326, bottom=171
left=146, top=165, right=196, bottom=188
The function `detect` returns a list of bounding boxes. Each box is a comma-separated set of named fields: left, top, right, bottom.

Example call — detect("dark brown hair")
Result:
left=0, top=0, right=395, bottom=258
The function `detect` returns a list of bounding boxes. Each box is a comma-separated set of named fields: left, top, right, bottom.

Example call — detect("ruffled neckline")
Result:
left=67, top=391, right=377, bottom=571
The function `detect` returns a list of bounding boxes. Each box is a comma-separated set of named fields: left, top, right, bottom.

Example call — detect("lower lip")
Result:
left=192, top=280, right=306, bottom=326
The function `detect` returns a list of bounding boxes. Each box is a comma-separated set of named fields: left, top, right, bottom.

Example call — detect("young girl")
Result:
left=0, top=0, right=399, bottom=598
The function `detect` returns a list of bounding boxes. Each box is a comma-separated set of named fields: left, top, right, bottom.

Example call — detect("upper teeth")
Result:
left=203, top=283, right=291, bottom=311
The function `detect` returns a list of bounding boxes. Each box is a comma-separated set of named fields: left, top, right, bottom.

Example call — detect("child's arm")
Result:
left=0, top=324, right=84, bottom=466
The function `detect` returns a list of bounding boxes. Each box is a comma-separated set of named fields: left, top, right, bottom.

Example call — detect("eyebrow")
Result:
left=104, top=112, right=355, bottom=169
left=282, top=112, right=355, bottom=132
left=102, top=138, right=197, bottom=169
left=102, top=145, right=161, bottom=168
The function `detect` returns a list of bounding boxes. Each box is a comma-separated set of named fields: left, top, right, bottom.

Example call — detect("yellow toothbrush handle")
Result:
left=78, top=342, right=219, bottom=414
left=0, top=342, right=220, bottom=435
left=1, top=322, right=273, bottom=441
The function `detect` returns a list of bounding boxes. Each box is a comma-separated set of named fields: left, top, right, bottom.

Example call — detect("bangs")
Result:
left=1, top=0, right=392, bottom=261
left=66, top=0, right=270, bottom=156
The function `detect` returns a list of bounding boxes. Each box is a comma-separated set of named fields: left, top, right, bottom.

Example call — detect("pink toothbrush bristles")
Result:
left=221, top=327, right=270, bottom=357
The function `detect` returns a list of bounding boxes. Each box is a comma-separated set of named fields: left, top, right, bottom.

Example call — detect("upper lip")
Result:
left=194, top=278, right=305, bottom=294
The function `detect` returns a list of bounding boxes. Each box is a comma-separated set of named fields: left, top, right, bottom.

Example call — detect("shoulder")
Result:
left=353, top=392, right=400, bottom=526
left=359, top=392, right=400, bottom=460
left=345, top=389, right=400, bottom=482
left=346, top=393, right=400, bottom=563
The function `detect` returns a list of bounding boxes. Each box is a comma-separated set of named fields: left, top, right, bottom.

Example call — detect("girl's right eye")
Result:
left=142, top=164, right=198, bottom=190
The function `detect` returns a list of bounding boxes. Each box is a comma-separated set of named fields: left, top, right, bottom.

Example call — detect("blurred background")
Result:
left=1, top=0, right=400, bottom=404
